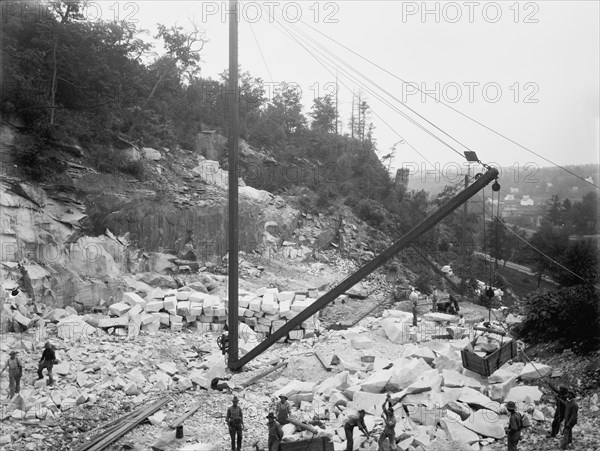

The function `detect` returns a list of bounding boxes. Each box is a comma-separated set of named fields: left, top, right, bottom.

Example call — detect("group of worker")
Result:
left=225, top=392, right=398, bottom=451
left=0, top=342, right=57, bottom=399
left=226, top=394, right=291, bottom=451
left=506, top=380, right=579, bottom=451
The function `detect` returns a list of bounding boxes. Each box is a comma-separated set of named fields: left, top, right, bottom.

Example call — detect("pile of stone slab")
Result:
left=236, top=286, right=322, bottom=340
left=267, top=339, right=553, bottom=451
left=49, top=285, right=325, bottom=342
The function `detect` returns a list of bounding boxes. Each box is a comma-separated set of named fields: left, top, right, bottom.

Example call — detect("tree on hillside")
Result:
left=265, top=82, right=306, bottom=136
left=127, top=22, right=206, bottom=137
left=556, top=239, right=599, bottom=287
left=310, top=95, right=336, bottom=133
left=571, top=191, right=598, bottom=235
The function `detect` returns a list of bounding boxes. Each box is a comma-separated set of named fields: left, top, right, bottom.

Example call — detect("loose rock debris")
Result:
left=1, top=284, right=599, bottom=450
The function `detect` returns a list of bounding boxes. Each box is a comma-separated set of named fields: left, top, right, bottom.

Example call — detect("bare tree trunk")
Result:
left=127, top=63, right=173, bottom=136
left=49, top=36, right=58, bottom=126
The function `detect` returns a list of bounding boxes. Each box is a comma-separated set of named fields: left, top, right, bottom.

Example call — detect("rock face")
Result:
left=0, top=129, right=302, bottom=309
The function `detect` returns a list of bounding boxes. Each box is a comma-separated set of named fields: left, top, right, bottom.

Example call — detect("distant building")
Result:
left=504, top=194, right=515, bottom=201
left=520, top=195, right=534, bottom=206
left=510, top=187, right=519, bottom=194
left=572, top=186, right=579, bottom=193
left=585, top=176, right=594, bottom=184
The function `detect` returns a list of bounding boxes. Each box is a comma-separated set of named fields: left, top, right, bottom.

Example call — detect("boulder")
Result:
left=57, top=315, right=97, bottom=341
left=274, top=380, right=315, bottom=404
left=439, top=418, right=479, bottom=443
left=505, top=386, right=543, bottom=404
left=519, top=363, right=552, bottom=381
left=461, top=409, right=505, bottom=439
left=349, top=391, right=387, bottom=415
left=360, top=369, right=392, bottom=393
left=386, top=358, right=431, bottom=392
left=458, top=387, right=500, bottom=412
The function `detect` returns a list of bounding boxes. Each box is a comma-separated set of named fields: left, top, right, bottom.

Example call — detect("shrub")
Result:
left=517, top=285, right=600, bottom=354
left=355, top=198, right=385, bottom=227
left=15, top=135, right=67, bottom=182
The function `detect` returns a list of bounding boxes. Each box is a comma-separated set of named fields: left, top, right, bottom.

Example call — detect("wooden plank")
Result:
left=315, top=351, right=332, bottom=372
left=170, top=401, right=204, bottom=428
left=241, top=361, right=287, bottom=388
left=74, top=397, right=170, bottom=451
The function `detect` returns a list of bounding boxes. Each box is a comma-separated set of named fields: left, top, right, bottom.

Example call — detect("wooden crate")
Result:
left=279, top=436, right=334, bottom=451
left=461, top=339, right=518, bottom=377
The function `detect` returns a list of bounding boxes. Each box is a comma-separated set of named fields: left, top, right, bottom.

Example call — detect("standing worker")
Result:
left=0, top=350, right=22, bottom=399
left=547, top=382, right=569, bottom=438
left=266, top=412, right=283, bottom=451
left=431, top=289, right=438, bottom=313
left=344, top=409, right=370, bottom=451
left=226, top=395, right=244, bottom=451
left=378, top=394, right=396, bottom=451
left=506, top=401, right=529, bottom=451
left=409, top=288, right=419, bottom=327
left=274, top=394, right=291, bottom=425
left=560, top=391, right=578, bottom=450
left=37, top=342, right=55, bottom=386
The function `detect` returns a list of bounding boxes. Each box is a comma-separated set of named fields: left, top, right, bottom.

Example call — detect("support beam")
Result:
left=227, top=0, right=239, bottom=368
left=230, top=168, right=499, bottom=369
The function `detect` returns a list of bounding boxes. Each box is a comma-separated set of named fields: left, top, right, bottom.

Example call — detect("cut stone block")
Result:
left=122, top=292, right=147, bottom=309
left=157, top=312, right=170, bottom=326
left=190, top=303, right=203, bottom=316
left=520, top=363, right=552, bottom=381
left=349, top=391, right=387, bottom=415
left=127, top=303, right=143, bottom=317
left=176, top=301, right=191, bottom=316
left=274, top=380, right=315, bottom=404
left=141, top=313, right=155, bottom=325
left=278, top=291, right=295, bottom=302
left=248, top=297, right=262, bottom=312
left=163, top=296, right=177, bottom=311
left=505, top=386, right=543, bottom=404
left=175, top=290, right=191, bottom=301
left=188, top=292, right=212, bottom=303
left=360, top=369, right=392, bottom=393
left=288, top=330, right=304, bottom=340
left=98, top=316, right=128, bottom=328
left=141, top=321, right=160, bottom=333
left=381, top=318, right=412, bottom=344
left=461, top=409, right=505, bottom=439
left=144, top=300, right=164, bottom=312
left=148, top=287, right=164, bottom=299
left=291, top=299, right=312, bottom=312
left=108, top=302, right=131, bottom=316
left=57, top=315, right=97, bottom=341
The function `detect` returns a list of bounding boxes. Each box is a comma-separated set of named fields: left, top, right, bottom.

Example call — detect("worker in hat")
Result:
left=226, top=395, right=244, bottom=451
left=266, top=412, right=283, bottom=451
left=506, top=401, right=524, bottom=451
left=0, top=350, right=23, bottom=399
left=344, top=409, right=370, bottom=451
left=274, top=394, right=291, bottom=425
left=560, top=390, right=578, bottom=450
left=37, top=341, right=55, bottom=385
left=409, top=288, right=419, bottom=327
left=547, top=382, right=569, bottom=437
left=378, top=394, right=396, bottom=451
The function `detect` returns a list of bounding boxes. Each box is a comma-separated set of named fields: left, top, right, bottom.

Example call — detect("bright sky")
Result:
left=94, top=1, right=599, bottom=179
